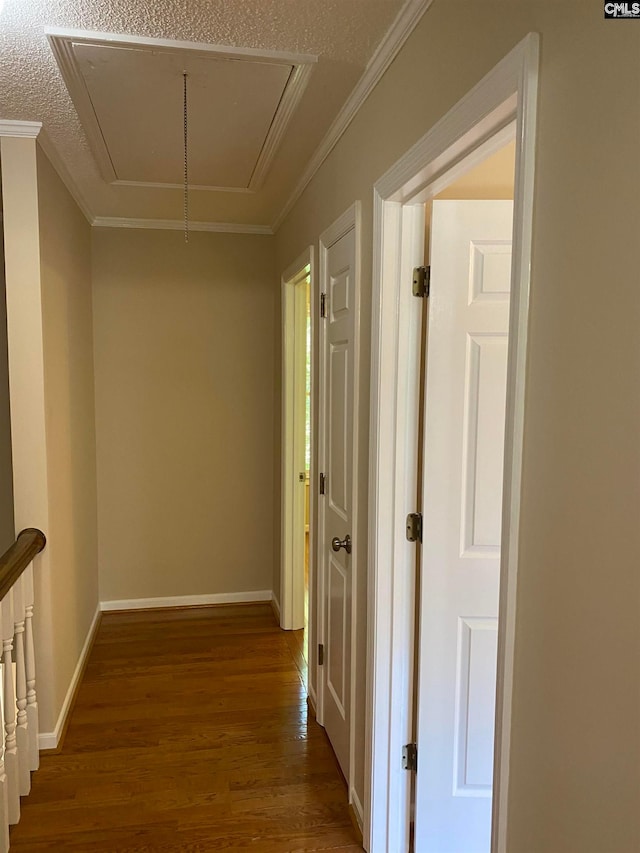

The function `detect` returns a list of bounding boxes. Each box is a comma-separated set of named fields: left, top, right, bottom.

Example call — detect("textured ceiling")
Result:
left=0, top=0, right=407, bottom=227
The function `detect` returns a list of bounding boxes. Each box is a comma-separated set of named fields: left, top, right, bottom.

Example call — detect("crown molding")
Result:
left=112, top=180, right=253, bottom=194
left=271, top=0, right=435, bottom=232
left=0, top=120, right=42, bottom=138
left=92, top=216, right=273, bottom=235
left=37, top=130, right=94, bottom=224
left=0, top=121, right=94, bottom=225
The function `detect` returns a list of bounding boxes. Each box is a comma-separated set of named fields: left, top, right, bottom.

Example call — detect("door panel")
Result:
left=414, top=200, right=513, bottom=853
left=321, top=226, right=356, bottom=780
left=462, top=335, right=508, bottom=554
left=454, top=617, right=498, bottom=794
left=327, top=556, right=348, bottom=715
left=329, top=343, right=349, bottom=519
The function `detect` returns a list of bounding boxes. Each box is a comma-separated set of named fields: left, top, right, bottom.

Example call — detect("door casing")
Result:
left=280, top=247, right=314, bottom=632
left=366, top=33, right=540, bottom=853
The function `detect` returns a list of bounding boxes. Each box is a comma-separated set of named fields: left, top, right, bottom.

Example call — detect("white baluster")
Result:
left=0, top=608, right=10, bottom=853
left=22, top=563, right=38, bottom=771
left=12, top=576, right=29, bottom=797
left=0, top=748, right=9, bottom=853
left=2, top=638, right=19, bottom=825
left=24, top=602, right=38, bottom=772
left=1, top=589, right=18, bottom=827
left=14, top=621, right=29, bottom=797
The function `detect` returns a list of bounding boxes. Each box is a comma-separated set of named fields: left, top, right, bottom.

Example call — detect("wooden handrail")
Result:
left=0, top=528, right=46, bottom=603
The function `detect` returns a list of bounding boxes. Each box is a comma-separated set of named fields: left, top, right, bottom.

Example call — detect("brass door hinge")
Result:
left=412, top=266, right=430, bottom=298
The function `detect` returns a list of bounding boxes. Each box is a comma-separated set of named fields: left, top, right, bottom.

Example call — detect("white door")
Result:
left=414, top=200, right=513, bottom=852
left=320, top=223, right=357, bottom=780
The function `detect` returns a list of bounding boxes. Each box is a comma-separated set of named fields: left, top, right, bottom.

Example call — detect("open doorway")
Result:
left=411, top=142, right=516, bottom=853
left=280, top=249, right=314, bottom=661
left=366, top=35, right=539, bottom=853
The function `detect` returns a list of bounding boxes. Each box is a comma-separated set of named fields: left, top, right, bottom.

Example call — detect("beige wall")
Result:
left=92, top=229, right=277, bottom=603
left=0, top=137, right=99, bottom=733
left=0, top=213, right=15, bottom=554
left=1, top=136, right=55, bottom=729
left=436, top=141, right=516, bottom=200
left=37, top=145, right=99, bottom=723
left=275, top=2, right=640, bottom=849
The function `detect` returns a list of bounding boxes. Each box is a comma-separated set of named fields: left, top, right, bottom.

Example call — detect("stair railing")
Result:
left=0, top=528, right=46, bottom=851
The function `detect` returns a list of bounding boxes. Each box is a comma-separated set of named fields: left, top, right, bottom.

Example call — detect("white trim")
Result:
left=0, top=120, right=42, bottom=138
left=2, top=123, right=262, bottom=229
left=249, top=62, right=314, bottom=191
left=417, top=121, right=516, bottom=203
left=281, top=247, right=314, bottom=632
left=318, top=201, right=362, bottom=802
left=351, top=787, right=365, bottom=832
left=272, top=0, right=435, bottom=232
left=282, top=249, right=313, bottom=291
left=112, top=180, right=253, bottom=194
left=116, top=60, right=309, bottom=194
left=365, top=197, right=425, bottom=853
left=45, top=27, right=318, bottom=66
left=92, top=216, right=273, bottom=235
left=0, top=122, right=93, bottom=224
left=46, top=27, right=316, bottom=191
left=37, top=605, right=101, bottom=750
left=318, top=204, right=361, bottom=248
left=308, top=682, right=318, bottom=715
left=492, top=34, right=540, bottom=853
left=38, top=129, right=94, bottom=223
left=99, top=590, right=272, bottom=612
left=315, top=228, right=328, bottom=726
left=374, top=99, right=518, bottom=204
left=366, top=33, right=540, bottom=853
left=271, top=592, right=281, bottom=621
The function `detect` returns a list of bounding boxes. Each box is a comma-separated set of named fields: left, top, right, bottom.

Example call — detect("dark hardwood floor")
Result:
left=10, top=604, right=363, bottom=852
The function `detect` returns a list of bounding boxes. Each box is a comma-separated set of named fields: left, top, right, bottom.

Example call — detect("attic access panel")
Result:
left=47, top=29, right=317, bottom=192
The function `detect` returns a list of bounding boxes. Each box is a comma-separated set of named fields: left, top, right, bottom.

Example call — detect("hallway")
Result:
left=9, top=605, right=363, bottom=852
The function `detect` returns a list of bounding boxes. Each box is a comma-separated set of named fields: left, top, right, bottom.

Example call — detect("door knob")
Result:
left=331, top=534, right=352, bottom=554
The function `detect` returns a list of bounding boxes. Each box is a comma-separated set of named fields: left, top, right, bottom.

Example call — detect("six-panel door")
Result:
left=321, top=226, right=356, bottom=780
left=414, top=200, right=513, bottom=852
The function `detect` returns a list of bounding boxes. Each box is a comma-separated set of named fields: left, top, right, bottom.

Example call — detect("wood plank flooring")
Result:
left=10, top=605, right=363, bottom=852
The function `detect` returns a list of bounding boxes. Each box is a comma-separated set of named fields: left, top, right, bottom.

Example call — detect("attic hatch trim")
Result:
left=46, top=27, right=317, bottom=193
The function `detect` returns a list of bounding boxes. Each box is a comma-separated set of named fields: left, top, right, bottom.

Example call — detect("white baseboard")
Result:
left=99, top=590, right=272, bottom=612
left=271, top=592, right=281, bottom=623
left=308, top=681, right=317, bottom=714
left=350, top=786, right=365, bottom=832
left=38, top=604, right=101, bottom=750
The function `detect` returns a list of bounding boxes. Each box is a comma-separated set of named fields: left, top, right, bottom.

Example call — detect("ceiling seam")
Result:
left=270, top=0, right=436, bottom=233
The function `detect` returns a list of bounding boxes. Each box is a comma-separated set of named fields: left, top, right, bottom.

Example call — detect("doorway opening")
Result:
left=411, top=142, right=516, bottom=853
left=366, top=34, right=539, bottom=853
left=281, top=249, right=314, bottom=658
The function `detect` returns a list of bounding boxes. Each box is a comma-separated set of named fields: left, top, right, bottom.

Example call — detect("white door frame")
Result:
left=280, top=247, right=314, bottom=631
left=366, top=34, right=540, bottom=853
left=317, top=202, right=362, bottom=813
